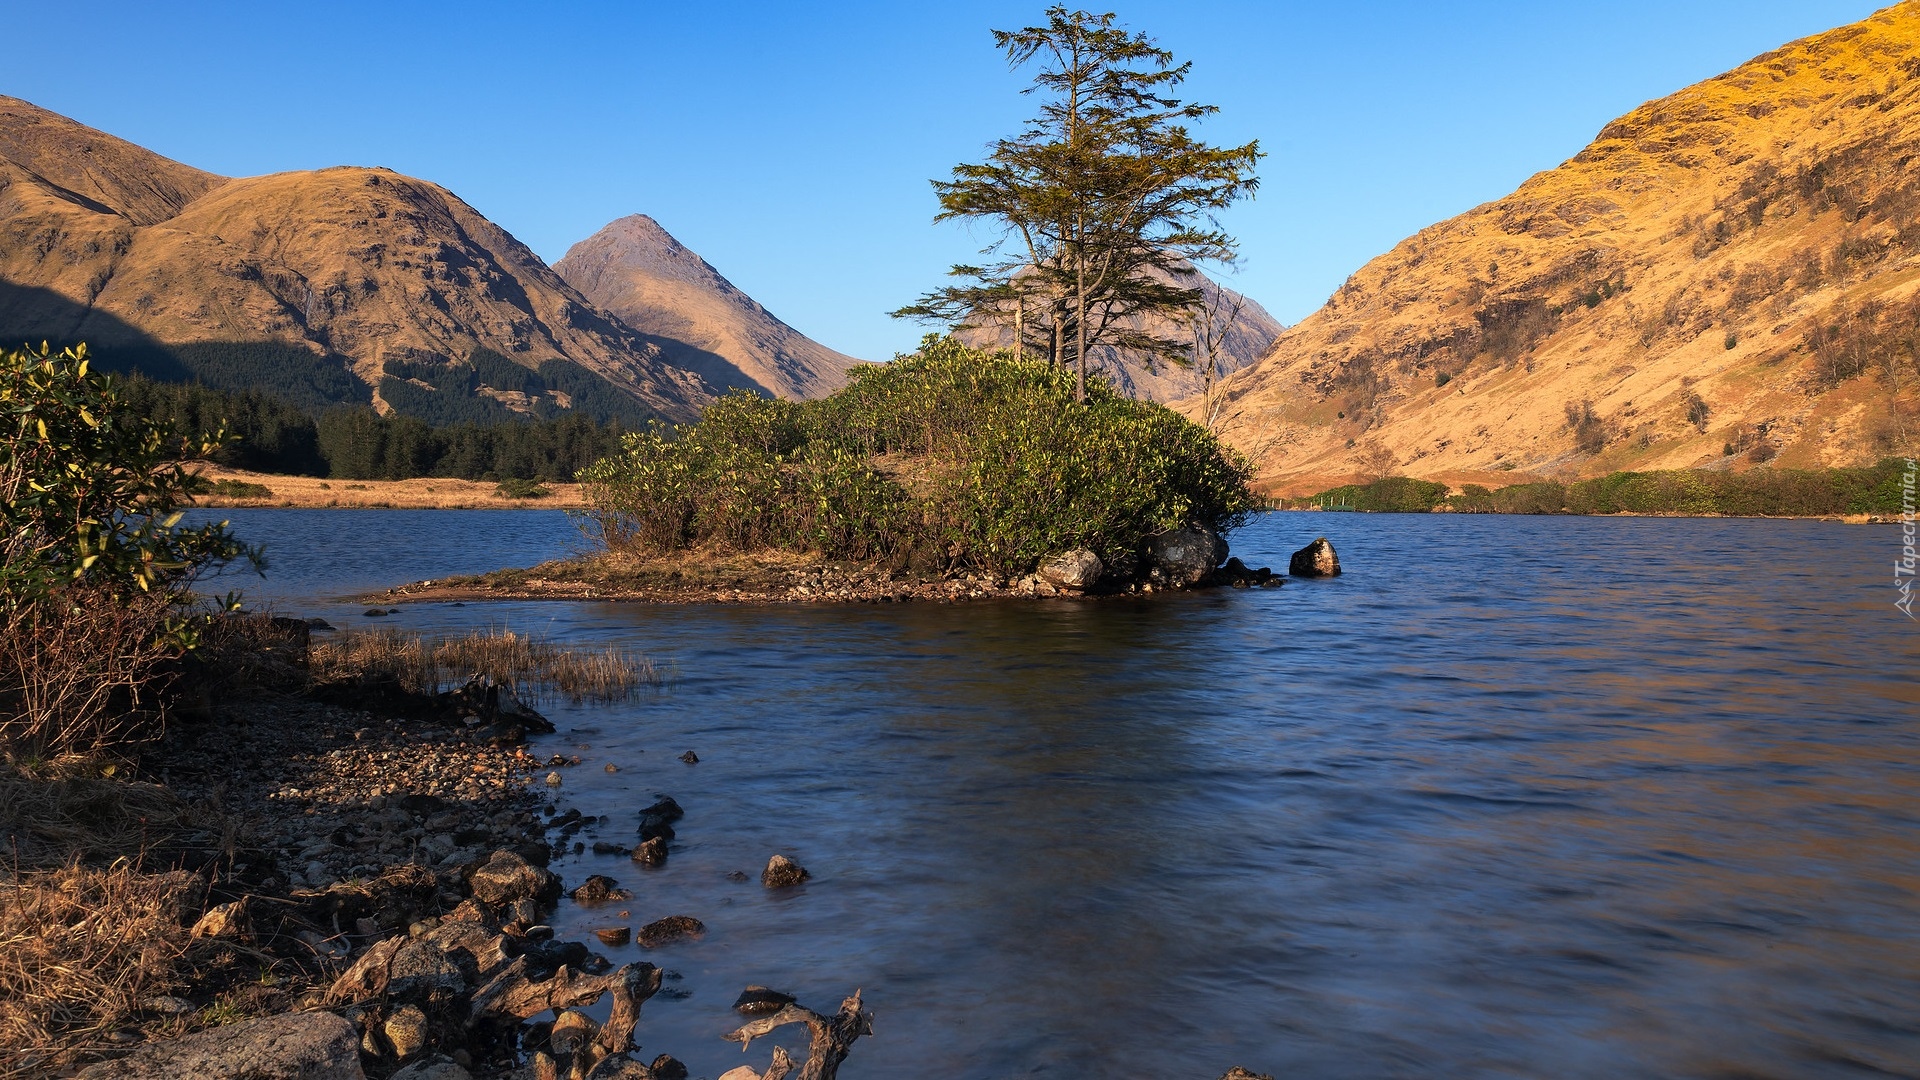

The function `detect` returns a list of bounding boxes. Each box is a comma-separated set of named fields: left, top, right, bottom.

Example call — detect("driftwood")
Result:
left=723, top=990, right=871, bottom=1080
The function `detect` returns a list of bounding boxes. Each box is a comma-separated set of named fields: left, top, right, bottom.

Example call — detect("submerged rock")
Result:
left=1038, top=548, right=1103, bottom=590
left=1288, top=537, right=1341, bottom=578
left=732, top=985, right=797, bottom=1015
left=634, top=915, right=705, bottom=947
left=593, top=926, right=632, bottom=947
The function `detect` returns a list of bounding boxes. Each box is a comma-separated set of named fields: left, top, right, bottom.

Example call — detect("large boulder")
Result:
left=76, top=1011, right=363, bottom=1080
left=1288, top=537, right=1341, bottom=578
left=1037, top=549, right=1103, bottom=590
left=1148, top=527, right=1228, bottom=586
left=467, top=849, right=561, bottom=907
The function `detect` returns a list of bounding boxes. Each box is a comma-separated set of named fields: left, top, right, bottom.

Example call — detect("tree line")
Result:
left=117, top=375, right=626, bottom=481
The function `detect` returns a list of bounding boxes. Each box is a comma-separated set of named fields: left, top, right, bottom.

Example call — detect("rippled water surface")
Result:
left=209, top=509, right=1920, bottom=1079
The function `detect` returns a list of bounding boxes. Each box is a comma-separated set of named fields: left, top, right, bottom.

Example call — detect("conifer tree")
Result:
left=897, top=6, right=1261, bottom=401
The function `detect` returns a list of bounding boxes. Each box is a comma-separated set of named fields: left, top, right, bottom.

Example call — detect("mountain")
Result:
left=1197, top=4, right=1920, bottom=494
left=555, top=215, right=863, bottom=400
left=954, top=268, right=1285, bottom=403
left=0, top=96, right=713, bottom=425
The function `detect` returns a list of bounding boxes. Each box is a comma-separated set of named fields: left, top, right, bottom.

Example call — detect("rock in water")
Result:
left=732, top=985, right=797, bottom=1015
left=467, top=849, right=560, bottom=906
left=570, top=875, right=630, bottom=905
left=761, top=854, right=810, bottom=889
left=1148, top=527, right=1228, bottom=586
left=74, top=1011, right=361, bottom=1079
left=1038, top=549, right=1103, bottom=590
left=1219, top=1070, right=1275, bottom=1080
left=634, top=915, right=705, bottom=947
left=636, top=796, right=684, bottom=842
left=631, top=836, right=668, bottom=866
left=1288, top=537, right=1341, bottom=578
left=592, top=926, right=631, bottom=947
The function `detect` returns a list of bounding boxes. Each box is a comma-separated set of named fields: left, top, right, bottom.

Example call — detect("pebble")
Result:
left=544, top=772, right=563, bottom=786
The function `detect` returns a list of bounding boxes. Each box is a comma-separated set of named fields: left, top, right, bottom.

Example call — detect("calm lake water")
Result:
left=201, top=509, right=1920, bottom=1079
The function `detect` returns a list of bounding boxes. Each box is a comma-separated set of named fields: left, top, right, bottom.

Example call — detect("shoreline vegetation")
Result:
left=1284, top=460, right=1911, bottom=519
left=1, top=345, right=868, bottom=1078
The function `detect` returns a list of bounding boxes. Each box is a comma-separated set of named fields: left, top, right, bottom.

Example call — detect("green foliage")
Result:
left=208, top=479, right=274, bottom=500
left=898, top=6, right=1261, bottom=392
left=0, top=344, right=257, bottom=601
left=494, top=478, right=551, bottom=500
left=1306, top=476, right=1450, bottom=513
left=581, top=338, right=1255, bottom=576
left=0, top=344, right=261, bottom=757
left=117, top=373, right=327, bottom=475
left=314, top=407, right=624, bottom=482
left=1309, top=461, right=1910, bottom=516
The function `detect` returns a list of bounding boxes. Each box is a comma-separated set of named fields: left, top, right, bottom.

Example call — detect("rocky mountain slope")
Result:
left=0, top=96, right=713, bottom=424
left=1198, top=3, right=1920, bottom=494
left=555, top=215, right=863, bottom=400
left=956, top=269, right=1284, bottom=403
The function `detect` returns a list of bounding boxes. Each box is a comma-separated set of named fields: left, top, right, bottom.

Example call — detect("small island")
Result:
left=383, top=339, right=1284, bottom=605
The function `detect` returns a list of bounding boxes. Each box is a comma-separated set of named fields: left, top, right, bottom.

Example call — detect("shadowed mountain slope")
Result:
left=556, top=215, right=864, bottom=400
left=1198, top=4, right=1920, bottom=494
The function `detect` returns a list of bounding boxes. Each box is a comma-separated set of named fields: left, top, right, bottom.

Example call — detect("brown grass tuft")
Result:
left=0, top=767, right=220, bottom=871
left=0, top=864, right=200, bottom=1076
left=311, top=627, right=658, bottom=703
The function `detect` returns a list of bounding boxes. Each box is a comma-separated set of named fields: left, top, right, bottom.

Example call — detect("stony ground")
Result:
left=370, top=550, right=1281, bottom=607
left=152, top=697, right=557, bottom=893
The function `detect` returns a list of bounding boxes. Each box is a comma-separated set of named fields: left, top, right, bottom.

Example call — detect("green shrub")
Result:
left=1308, top=476, right=1450, bottom=513
left=208, top=478, right=274, bottom=500
left=494, top=478, right=551, bottom=499
left=0, top=344, right=259, bottom=757
left=1303, top=461, right=1908, bottom=517
left=580, top=338, right=1254, bottom=576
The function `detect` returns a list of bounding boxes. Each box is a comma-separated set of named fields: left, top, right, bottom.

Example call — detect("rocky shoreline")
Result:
left=11, top=628, right=869, bottom=1080
left=364, top=531, right=1299, bottom=608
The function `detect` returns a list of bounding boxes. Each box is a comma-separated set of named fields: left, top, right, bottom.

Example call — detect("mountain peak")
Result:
left=557, top=216, right=863, bottom=400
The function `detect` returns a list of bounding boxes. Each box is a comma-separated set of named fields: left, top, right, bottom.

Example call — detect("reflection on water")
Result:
left=209, top=509, right=1920, bottom=1078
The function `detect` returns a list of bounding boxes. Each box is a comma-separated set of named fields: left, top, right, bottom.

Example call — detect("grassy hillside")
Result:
left=1200, top=4, right=1920, bottom=495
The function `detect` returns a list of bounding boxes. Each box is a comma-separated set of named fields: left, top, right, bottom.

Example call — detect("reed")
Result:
left=310, top=627, right=659, bottom=703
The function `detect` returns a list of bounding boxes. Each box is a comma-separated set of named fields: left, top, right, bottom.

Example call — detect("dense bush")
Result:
left=1308, top=461, right=1909, bottom=517
left=0, top=344, right=257, bottom=757
left=581, top=338, right=1255, bottom=576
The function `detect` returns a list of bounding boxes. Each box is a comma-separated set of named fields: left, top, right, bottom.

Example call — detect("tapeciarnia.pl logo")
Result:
left=1898, top=458, right=1917, bottom=621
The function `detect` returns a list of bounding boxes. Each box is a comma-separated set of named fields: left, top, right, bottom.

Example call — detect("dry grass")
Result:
left=0, top=589, right=180, bottom=760
left=310, top=627, right=659, bottom=703
left=190, top=467, right=586, bottom=510
left=0, top=767, right=221, bottom=871
left=0, top=863, right=201, bottom=1076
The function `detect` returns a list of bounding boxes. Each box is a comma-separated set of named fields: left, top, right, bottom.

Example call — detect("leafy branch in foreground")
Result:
left=0, top=343, right=260, bottom=757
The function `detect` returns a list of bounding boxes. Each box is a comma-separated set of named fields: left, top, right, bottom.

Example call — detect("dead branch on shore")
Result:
left=724, top=990, right=872, bottom=1080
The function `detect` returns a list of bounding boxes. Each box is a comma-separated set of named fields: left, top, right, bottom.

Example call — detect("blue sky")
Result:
left=5, top=1, right=1888, bottom=360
